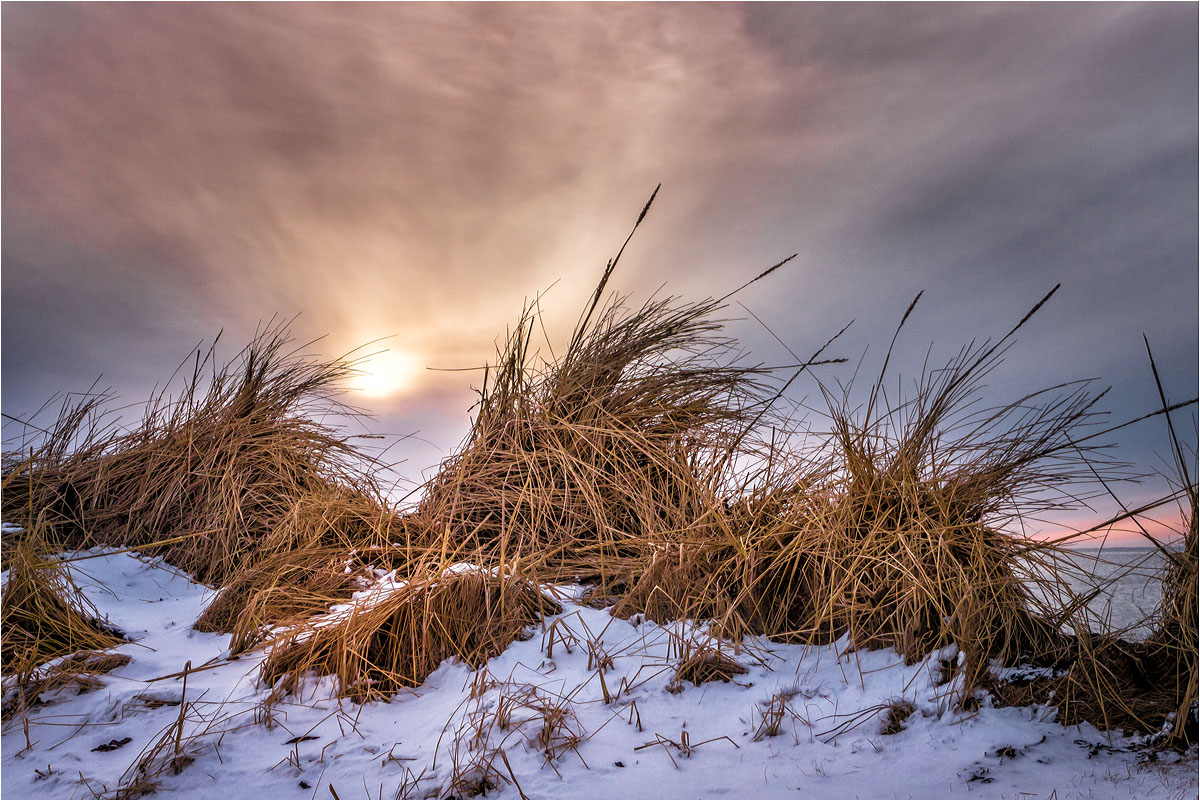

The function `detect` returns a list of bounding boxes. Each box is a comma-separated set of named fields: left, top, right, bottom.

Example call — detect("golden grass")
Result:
left=260, top=561, right=559, bottom=701
left=0, top=535, right=129, bottom=728
left=982, top=348, right=1198, bottom=743
left=412, top=291, right=775, bottom=582
left=2, top=322, right=386, bottom=580
left=1061, top=365, right=1196, bottom=743
left=672, top=640, right=748, bottom=688
left=1, top=538, right=125, bottom=677
left=881, top=699, right=915, bottom=735
left=411, top=191, right=804, bottom=592
left=407, top=264, right=1128, bottom=713
left=192, top=484, right=404, bottom=649
left=415, top=257, right=1111, bottom=711
left=2, top=322, right=406, bottom=635
left=705, top=290, right=1106, bottom=698
left=1143, top=352, right=1198, bottom=744
left=1, top=651, right=132, bottom=721
left=1152, top=508, right=1198, bottom=743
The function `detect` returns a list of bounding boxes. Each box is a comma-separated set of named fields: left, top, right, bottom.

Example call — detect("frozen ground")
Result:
left=2, top=551, right=1196, bottom=800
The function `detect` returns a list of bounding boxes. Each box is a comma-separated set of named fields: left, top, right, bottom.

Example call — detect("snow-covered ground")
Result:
left=2, top=551, right=1196, bottom=800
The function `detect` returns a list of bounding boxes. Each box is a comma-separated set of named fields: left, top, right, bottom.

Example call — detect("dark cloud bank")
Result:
left=3, top=3, right=1196, bottom=534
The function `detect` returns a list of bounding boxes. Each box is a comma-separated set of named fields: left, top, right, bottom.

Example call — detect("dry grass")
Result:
left=411, top=191, right=805, bottom=593
left=260, top=561, right=559, bottom=701
left=1152, top=513, right=1198, bottom=743
left=1143, top=353, right=1198, bottom=744
left=436, top=677, right=586, bottom=798
left=609, top=539, right=739, bottom=626
left=672, top=640, right=748, bottom=688
left=404, top=202, right=841, bottom=660
left=881, top=699, right=916, bottom=735
left=1, top=538, right=125, bottom=677
left=981, top=348, right=1197, bottom=744
left=2, top=322, right=383, bottom=579
left=432, top=269, right=1114, bottom=714
left=192, top=484, right=405, bottom=650
left=1, top=650, right=131, bottom=722
left=717, top=290, right=1104, bottom=696
left=750, top=685, right=807, bottom=741
left=413, top=290, right=776, bottom=582
left=410, top=260, right=1119, bottom=713
left=193, top=544, right=357, bottom=640
left=0, top=536, right=129, bottom=729
left=1050, top=353, right=1197, bottom=743
left=2, top=322, right=404, bottom=633
left=106, top=661, right=265, bottom=800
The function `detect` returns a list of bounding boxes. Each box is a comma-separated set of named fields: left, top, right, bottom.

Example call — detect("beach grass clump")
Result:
left=413, top=286, right=773, bottom=585
left=1, top=538, right=128, bottom=721
left=1, top=540, right=125, bottom=677
left=1, top=322, right=375, bottom=580
left=1064, top=484, right=1198, bottom=745
left=672, top=639, right=748, bottom=688
left=1, top=323, right=402, bottom=634
left=1052, top=370, right=1198, bottom=743
left=1, top=389, right=120, bottom=559
left=1151, top=505, right=1198, bottom=743
left=408, top=186, right=810, bottom=591
left=260, top=561, right=559, bottom=700
left=406, top=202, right=859, bottom=650
left=192, top=483, right=404, bottom=646
left=982, top=349, right=1199, bottom=744
left=608, top=537, right=737, bottom=625
left=725, top=290, right=1104, bottom=692
left=598, top=453, right=825, bottom=637
left=697, top=463, right=832, bottom=640
left=413, top=258, right=1104, bottom=709
left=194, top=542, right=370, bottom=653
left=1143, top=370, right=1198, bottom=744
left=565, top=284, right=1108, bottom=690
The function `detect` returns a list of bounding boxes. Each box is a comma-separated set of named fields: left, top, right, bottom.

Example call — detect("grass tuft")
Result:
left=673, top=640, right=748, bottom=688
left=1, top=538, right=125, bottom=677
left=2, top=321, right=404, bottom=631
left=260, top=561, right=559, bottom=701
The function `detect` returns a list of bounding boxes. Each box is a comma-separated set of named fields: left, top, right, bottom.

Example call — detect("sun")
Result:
left=354, top=350, right=420, bottom=398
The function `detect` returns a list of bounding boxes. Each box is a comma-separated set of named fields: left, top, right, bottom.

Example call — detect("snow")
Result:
left=2, top=551, right=1196, bottom=800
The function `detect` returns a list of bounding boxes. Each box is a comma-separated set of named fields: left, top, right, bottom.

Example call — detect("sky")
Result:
left=3, top=3, right=1197, bottom=541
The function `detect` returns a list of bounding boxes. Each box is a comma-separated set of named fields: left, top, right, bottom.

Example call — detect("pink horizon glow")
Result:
left=1034, top=509, right=1190, bottom=549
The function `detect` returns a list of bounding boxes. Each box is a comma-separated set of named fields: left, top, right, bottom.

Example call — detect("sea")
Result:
left=1052, top=546, right=1177, bottom=640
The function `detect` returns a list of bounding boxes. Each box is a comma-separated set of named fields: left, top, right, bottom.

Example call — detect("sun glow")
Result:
left=354, top=350, right=421, bottom=398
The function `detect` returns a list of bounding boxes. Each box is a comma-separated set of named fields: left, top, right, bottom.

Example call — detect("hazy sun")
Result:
left=355, top=350, right=420, bottom=398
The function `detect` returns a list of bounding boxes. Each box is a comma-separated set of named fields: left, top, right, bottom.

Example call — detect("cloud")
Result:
left=4, top=4, right=797, bottom=383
